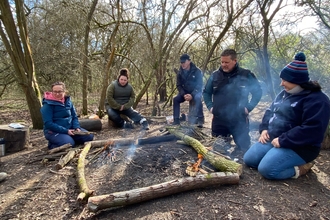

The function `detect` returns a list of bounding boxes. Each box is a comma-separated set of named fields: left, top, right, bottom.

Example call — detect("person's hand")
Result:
left=210, top=107, right=213, bottom=114
left=259, top=130, right=270, bottom=144
left=271, top=137, right=280, bottom=148
left=120, top=105, right=124, bottom=111
left=68, top=129, right=75, bottom=136
left=75, top=128, right=81, bottom=132
left=184, top=94, right=192, bottom=101
left=245, top=107, right=249, bottom=115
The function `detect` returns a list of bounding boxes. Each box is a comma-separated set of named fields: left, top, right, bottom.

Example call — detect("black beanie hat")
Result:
left=279, top=52, right=310, bottom=84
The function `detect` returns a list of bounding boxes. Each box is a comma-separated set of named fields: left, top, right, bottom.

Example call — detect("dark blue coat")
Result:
left=260, top=89, right=330, bottom=161
left=40, top=96, right=80, bottom=135
left=176, top=62, right=203, bottom=97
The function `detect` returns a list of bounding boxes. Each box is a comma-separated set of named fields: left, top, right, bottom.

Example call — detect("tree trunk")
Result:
left=87, top=172, right=239, bottom=212
left=321, top=122, right=330, bottom=150
left=0, top=0, right=43, bottom=129
left=168, top=129, right=243, bottom=175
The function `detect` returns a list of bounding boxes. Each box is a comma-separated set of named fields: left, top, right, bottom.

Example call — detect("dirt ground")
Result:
left=0, top=98, right=330, bottom=220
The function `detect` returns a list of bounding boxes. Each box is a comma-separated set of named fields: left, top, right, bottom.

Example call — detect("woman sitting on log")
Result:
left=105, top=68, right=149, bottom=130
left=40, top=82, right=94, bottom=149
left=243, top=52, right=330, bottom=180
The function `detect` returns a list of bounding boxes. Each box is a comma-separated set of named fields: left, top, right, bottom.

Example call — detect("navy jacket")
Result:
left=40, top=96, right=80, bottom=135
left=203, top=64, right=262, bottom=122
left=176, top=62, right=203, bottom=97
left=260, top=89, right=330, bottom=161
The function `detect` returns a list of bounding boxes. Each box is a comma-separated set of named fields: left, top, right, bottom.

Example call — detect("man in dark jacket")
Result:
left=173, top=54, right=204, bottom=126
left=203, top=49, right=262, bottom=151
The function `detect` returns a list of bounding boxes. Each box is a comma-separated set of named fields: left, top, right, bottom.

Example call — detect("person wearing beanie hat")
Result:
left=279, top=52, right=310, bottom=84
left=173, top=53, right=204, bottom=127
left=244, top=52, right=330, bottom=180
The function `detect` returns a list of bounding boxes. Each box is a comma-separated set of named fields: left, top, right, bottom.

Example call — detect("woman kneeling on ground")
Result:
left=243, top=52, right=330, bottom=180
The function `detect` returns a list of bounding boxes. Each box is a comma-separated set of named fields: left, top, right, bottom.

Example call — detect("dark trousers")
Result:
left=173, top=93, right=204, bottom=123
left=211, top=115, right=250, bottom=151
left=106, top=107, right=144, bottom=127
left=45, top=128, right=94, bottom=149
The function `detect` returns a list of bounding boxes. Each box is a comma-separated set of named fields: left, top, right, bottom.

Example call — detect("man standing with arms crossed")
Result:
left=203, top=49, right=262, bottom=151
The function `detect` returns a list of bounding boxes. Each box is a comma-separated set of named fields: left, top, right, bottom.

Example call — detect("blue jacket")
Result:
left=260, top=89, right=330, bottom=161
left=40, top=96, right=80, bottom=135
left=176, top=62, right=203, bottom=97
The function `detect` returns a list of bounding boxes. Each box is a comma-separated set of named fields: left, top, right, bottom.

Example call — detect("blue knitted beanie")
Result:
left=280, top=52, right=310, bottom=84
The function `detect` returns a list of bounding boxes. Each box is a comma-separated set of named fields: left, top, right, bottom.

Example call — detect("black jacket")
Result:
left=176, top=62, right=203, bottom=97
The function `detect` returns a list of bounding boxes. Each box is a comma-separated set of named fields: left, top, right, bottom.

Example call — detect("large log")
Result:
left=168, top=128, right=243, bottom=175
left=87, top=172, right=239, bottom=212
left=77, top=142, right=94, bottom=201
left=79, top=119, right=102, bottom=131
left=0, top=124, right=29, bottom=154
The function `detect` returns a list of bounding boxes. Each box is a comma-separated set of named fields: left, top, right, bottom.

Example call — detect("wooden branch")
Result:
left=168, top=129, right=243, bottom=175
left=87, top=172, right=239, bottom=212
left=48, top=143, right=72, bottom=154
left=28, top=151, right=68, bottom=164
left=77, top=142, right=94, bottom=201
left=55, top=149, right=78, bottom=170
left=90, top=138, right=136, bottom=148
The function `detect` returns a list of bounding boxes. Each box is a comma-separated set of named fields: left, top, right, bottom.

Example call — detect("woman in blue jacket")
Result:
left=243, top=52, right=330, bottom=180
left=40, top=82, right=94, bottom=149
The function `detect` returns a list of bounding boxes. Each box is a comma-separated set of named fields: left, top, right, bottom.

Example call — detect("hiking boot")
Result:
left=142, top=121, right=149, bottom=130
left=0, top=172, right=7, bottom=182
left=123, top=121, right=134, bottom=129
left=293, top=161, right=315, bottom=178
left=172, top=118, right=180, bottom=125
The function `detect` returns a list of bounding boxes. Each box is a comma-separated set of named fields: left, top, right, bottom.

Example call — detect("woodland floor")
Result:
left=0, top=97, right=330, bottom=220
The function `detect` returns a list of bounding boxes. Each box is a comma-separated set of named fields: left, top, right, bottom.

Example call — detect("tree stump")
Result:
left=0, top=124, right=30, bottom=154
left=79, top=119, right=102, bottom=131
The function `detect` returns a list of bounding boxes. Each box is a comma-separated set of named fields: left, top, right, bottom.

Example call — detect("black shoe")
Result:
left=172, top=118, right=180, bottom=125
left=124, top=121, right=134, bottom=129
left=142, top=121, right=149, bottom=130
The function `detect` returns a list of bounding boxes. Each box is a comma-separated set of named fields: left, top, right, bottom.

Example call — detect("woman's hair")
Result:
left=300, top=80, right=322, bottom=92
left=51, top=81, right=66, bottom=91
left=117, top=68, right=129, bottom=80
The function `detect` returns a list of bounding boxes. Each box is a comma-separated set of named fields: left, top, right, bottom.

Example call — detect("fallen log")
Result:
left=87, top=172, right=239, bottom=212
left=55, top=149, right=78, bottom=170
left=168, top=129, right=242, bottom=175
left=137, top=134, right=178, bottom=145
left=77, top=142, right=94, bottom=201
left=48, top=143, right=72, bottom=154
left=79, top=119, right=102, bottom=131
left=90, top=138, right=136, bottom=148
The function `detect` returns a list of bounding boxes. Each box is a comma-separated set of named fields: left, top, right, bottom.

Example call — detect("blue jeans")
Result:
left=173, top=93, right=204, bottom=123
left=243, top=142, right=306, bottom=180
left=45, top=128, right=94, bottom=149
left=106, top=107, right=144, bottom=127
